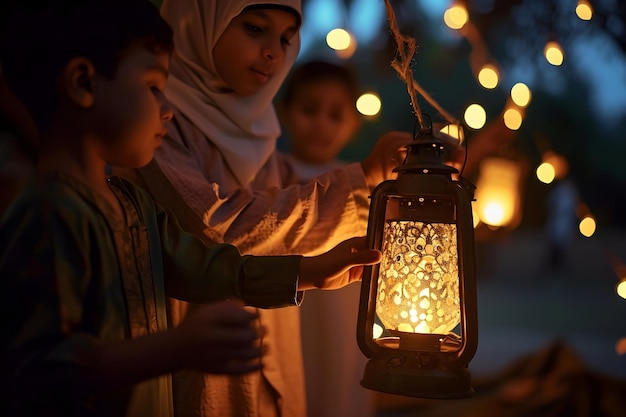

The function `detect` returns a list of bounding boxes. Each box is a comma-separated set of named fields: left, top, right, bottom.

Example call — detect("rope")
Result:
left=384, top=0, right=460, bottom=129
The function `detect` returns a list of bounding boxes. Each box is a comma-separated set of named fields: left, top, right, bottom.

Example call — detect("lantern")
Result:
left=474, top=156, right=523, bottom=229
left=357, top=122, right=478, bottom=399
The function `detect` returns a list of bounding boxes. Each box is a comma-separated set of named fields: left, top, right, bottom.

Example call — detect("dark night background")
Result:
left=288, top=0, right=626, bottom=232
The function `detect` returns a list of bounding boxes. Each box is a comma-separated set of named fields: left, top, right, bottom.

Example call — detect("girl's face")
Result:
left=283, top=79, right=360, bottom=165
left=92, top=45, right=173, bottom=168
left=213, top=8, right=299, bottom=97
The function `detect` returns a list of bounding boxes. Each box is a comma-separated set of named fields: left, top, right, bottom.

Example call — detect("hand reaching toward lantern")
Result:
left=298, top=237, right=381, bottom=291
left=360, top=130, right=413, bottom=190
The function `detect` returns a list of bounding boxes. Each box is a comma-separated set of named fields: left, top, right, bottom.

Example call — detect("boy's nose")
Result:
left=160, top=97, right=174, bottom=122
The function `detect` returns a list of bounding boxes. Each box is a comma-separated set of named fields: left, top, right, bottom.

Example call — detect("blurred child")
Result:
left=278, top=59, right=375, bottom=417
left=116, top=1, right=412, bottom=415
left=278, top=60, right=361, bottom=180
left=0, top=1, right=381, bottom=416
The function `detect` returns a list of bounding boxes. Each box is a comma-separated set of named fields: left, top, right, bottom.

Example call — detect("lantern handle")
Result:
left=413, top=113, right=433, bottom=138
left=448, top=180, right=479, bottom=368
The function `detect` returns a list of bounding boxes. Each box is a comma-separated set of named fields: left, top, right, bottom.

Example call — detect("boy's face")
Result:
left=284, top=79, right=359, bottom=165
left=213, top=8, right=298, bottom=97
left=91, top=44, right=172, bottom=168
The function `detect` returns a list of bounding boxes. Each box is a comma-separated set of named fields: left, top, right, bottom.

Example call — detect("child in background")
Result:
left=118, top=1, right=413, bottom=416
left=278, top=59, right=375, bottom=417
left=0, top=1, right=381, bottom=416
left=278, top=60, right=361, bottom=180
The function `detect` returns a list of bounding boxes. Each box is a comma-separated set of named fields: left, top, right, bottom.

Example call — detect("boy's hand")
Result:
left=360, top=130, right=413, bottom=189
left=176, top=300, right=263, bottom=375
left=298, top=237, right=381, bottom=291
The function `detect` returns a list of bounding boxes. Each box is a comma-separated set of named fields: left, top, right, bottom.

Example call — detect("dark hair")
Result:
left=281, top=60, right=359, bottom=105
left=0, top=0, right=173, bottom=128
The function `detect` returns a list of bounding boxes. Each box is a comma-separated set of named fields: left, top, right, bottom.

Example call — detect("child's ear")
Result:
left=60, top=57, right=96, bottom=108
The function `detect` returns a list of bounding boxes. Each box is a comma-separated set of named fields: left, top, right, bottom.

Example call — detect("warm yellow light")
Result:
left=483, top=203, right=506, bottom=225
left=543, top=152, right=569, bottom=180
left=617, top=280, right=626, bottom=300
left=326, top=28, right=352, bottom=51
left=376, top=221, right=460, bottom=334
left=464, top=104, right=486, bottom=129
left=335, top=35, right=357, bottom=59
left=503, top=108, right=523, bottom=130
left=475, top=158, right=522, bottom=227
left=356, top=92, right=381, bottom=116
left=439, top=123, right=465, bottom=144
left=579, top=216, right=596, bottom=237
left=373, top=322, right=384, bottom=339
left=443, top=5, right=469, bottom=30
left=472, top=207, right=480, bottom=227
left=544, top=41, right=564, bottom=66
left=511, top=82, right=532, bottom=107
left=576, top=0, right=593, bottom=21
left=536, top=162, right=556, bottom=184
left=477, top=65, right=499, bottom=89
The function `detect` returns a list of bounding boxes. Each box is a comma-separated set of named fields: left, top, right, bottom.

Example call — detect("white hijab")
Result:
left=160, top=0, right=302, bottom=186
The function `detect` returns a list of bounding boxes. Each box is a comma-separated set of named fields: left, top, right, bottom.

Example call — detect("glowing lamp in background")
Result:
left=357, top=122, right=478, bottom=398
left=474, top=157, right=523, bottom=228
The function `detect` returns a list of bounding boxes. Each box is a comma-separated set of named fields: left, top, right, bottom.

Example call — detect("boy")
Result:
left=0, top=1, right=381, bottom=416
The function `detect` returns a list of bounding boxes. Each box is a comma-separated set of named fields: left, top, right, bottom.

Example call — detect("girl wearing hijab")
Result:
left=124, top=1, right=412, bottom=416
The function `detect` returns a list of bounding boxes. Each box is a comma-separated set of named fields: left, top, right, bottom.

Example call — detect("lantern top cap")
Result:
left=393, top=116, right=461, bottom=175
left=412, top=117, right=460, bottom=147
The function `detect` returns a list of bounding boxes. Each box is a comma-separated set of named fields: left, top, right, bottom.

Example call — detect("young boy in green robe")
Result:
left=0, top=1, right=381, bottom=416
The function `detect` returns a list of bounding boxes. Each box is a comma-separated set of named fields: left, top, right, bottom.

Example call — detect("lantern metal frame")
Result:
left=357, top=121, right=478, bottom=399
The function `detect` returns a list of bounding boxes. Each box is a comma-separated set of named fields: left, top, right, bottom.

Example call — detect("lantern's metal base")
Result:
left=360, top=349, right=474, bottom=399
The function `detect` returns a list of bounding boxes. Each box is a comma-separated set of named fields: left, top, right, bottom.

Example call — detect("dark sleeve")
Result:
left=0, top=192, right=107, bottom=413
left=138, top=188, right=305, bottom=308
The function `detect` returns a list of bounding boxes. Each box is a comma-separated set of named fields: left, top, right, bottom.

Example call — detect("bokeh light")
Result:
left=544, top=41, right=565, bottom=66
left=464, top=103, right=486, bottom=129
left=477, top=64, right=499, bottom=89
left=443, top=5, right=469, bottom=30
left=536, top=162, right=556, bottom=184
left=576, top=0, right=593, bottom=21
left=617, top=280, right=626, bottom=300
left=326, top=28, right=352, bottom=51
left=511, top=82, right=532, bottom=107
left=335, top=35, right=357, bottom=59
left=503, top=107, right=523, bottom=130
left=356, top=92, right=382, bottom=116
left=579, top=216, right=596, bottom=237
